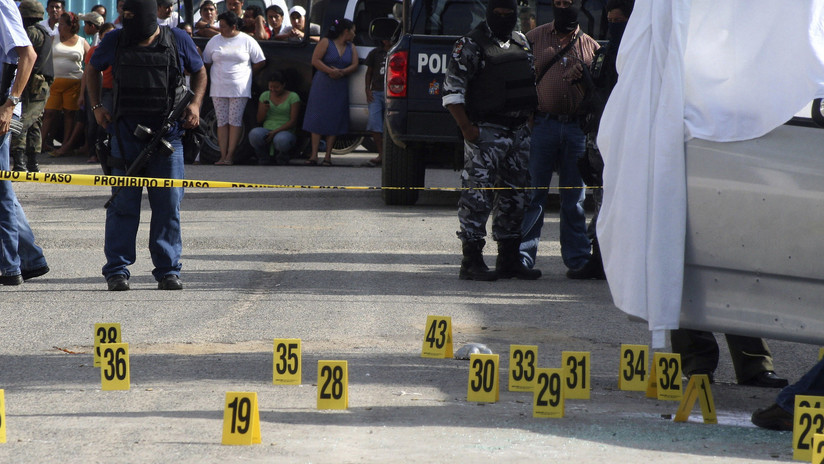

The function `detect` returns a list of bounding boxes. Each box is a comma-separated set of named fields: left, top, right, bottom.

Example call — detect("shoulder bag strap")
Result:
left=534, top=30, right=581, bottom=85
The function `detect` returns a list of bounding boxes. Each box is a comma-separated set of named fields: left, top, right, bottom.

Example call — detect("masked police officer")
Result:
left=85, top=0, right=206, bottom=291
left=443, top=0, right=541, bottom=281
left=11, top=0, right=54, bottom=173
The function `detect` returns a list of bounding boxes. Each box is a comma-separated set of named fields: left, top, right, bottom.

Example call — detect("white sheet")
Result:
left=596, top=0, right=824, bottom=348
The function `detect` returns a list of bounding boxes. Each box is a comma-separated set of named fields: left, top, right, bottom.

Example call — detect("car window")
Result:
left=411, top=0, right=543, bottom=36
left=351, top=0, right=398, bottom=46
left=423, top=0, right=485, bottom=35
left=193, top=0, right=296, bottom=24
left=408, top=0, right=605, bottom=38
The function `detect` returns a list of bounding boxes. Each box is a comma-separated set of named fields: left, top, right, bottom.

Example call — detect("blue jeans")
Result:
left=776, top=358, right=824, bottom=413
left=520, top=115, right=591, bottom=270
left=366, top=91, right=385, bottom=133
left=102, top=134, right=184, bottom=281
left=0, top=129, right=47, bottom=276
left=248, top=127, right=296, bottom=160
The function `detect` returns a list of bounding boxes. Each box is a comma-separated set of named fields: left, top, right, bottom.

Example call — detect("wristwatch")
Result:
left=6, top=95, right=20, bottom=106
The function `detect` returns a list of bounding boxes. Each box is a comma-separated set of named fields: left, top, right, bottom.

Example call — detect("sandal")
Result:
left=321, top=159, right=333, bottom=166
left=215, top=160, right=233, bottom=165
left=366, top=158, right=381, bottom=167
left=304, top=159, right=318, bottom=166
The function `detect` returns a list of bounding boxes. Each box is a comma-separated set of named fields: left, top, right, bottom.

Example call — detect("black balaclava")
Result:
left=553, top=4, right=579, bottom=34
left=121, top=0, right=158, bottom=44
left=486, top=0, right=518, bottom=41
left=607, top=21, right=628, bottom=50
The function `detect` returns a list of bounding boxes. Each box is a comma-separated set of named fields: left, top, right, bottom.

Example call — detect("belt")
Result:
left=476, top=115, right=528, bottom=130
left=535, top=112, right=579, bottom=123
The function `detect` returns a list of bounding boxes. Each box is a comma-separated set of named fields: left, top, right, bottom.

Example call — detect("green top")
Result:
left=259, top=90, right=301, bottom=132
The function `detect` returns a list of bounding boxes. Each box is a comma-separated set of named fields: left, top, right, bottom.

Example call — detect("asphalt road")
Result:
left=0, top=151, right=816, bottom=463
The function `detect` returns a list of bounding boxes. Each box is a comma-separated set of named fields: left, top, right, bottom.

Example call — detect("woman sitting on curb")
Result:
left=248, top=71, right=300, bottom=165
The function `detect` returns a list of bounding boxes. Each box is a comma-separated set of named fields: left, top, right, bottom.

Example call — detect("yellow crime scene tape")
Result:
left=0, top=170, right=600, bottom=191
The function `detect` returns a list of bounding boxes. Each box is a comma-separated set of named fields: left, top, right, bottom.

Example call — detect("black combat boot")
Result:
left=11, top=150, right=27, bottom=172
left=26, top=151, right=39, bottom=172
left=459, top=239, right=498, bottom=281
left=496, top=238, right=541, bottom=280
left=566, top=239, right=606, bottom=280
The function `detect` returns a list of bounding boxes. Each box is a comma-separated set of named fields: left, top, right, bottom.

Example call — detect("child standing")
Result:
left=363, top=38, right=391, bottom=166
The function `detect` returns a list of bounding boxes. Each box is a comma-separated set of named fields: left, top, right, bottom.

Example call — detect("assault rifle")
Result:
left=104, top=87, right=195, bottom=209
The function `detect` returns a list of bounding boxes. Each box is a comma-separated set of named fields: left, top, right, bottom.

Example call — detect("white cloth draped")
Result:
left=596, top=0, right=824, bottom=348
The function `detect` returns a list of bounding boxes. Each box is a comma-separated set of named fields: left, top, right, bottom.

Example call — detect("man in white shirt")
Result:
left=284, top=5, right=320, bottom=42
left=38, top=0, right=63, bottom=36
left=1, top=0, right=51, bottom=285
left=156, top=0, right=180, bottom=28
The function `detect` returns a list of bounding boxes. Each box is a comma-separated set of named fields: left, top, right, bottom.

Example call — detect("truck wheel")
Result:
left=332, top=135, right=364, bottom=154
left=198, top=99, right=222, bottom=164
left=361, top=136, right=378, bottom=153
left=382, top=138, right=424, bottom=205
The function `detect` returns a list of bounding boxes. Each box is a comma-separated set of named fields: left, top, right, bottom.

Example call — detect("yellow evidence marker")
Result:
left=648, top=352, right=682, bottom=401
left=421, top=316, right=453, bottom=358
left=317, top=361, right=348, bottom=410
left=533, top=368, right=564, bottom=418
left=93, top=323, right=121, bottom=367
left=793, top=395, right=824, bottom=461
left=674, top=374, right=717, bottom=423
left=509, top=345, right=538, bottom=392
left=0, top=389, right=5, bottom=443
left=221, top=392, right=261, bottom=445
left=273, top=339, right=301, bottom=385
left=813, top=434, right=824, bottom=464
left=467, top=354, right=499, bottom=403
left=562, top=351, right=591, bottom=400
left=99, top=343, right=130, bottom=391
left=618, top=344, right=648, bottom=391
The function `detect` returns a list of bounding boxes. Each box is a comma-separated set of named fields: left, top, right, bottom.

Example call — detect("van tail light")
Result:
left=386, top=51, right=408, bottom=98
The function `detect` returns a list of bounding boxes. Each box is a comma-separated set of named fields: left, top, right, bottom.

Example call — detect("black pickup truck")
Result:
left=379, top=0, right=609, bottom=205
left=180, top=0, right=399, bottom=162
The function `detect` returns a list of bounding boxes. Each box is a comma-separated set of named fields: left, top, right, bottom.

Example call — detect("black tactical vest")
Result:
left=113, top=27, right=184, bottom=122
left=465, top=26, right=538, bottom=121
left=30, top=23, right=54, bottom=78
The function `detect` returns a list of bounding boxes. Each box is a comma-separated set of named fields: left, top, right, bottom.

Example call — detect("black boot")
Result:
left=496, top=239, right=541, bottom=280
left=26, top=151, right=39, bottom=172
left=566, top=239, right=606, bottom=280
left=11, top=150, right=27, bottom=172
left=459, top=239, right=498, bottom=281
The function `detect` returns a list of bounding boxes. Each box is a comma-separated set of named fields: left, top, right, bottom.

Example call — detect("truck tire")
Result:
left=332, top=135, right=364, bottom=154
left=198, top=99, right=222, bottom=164
left=382, top=138, right=424, bottom=205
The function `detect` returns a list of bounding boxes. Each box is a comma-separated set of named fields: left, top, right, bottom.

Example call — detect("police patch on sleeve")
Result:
left=452, top=40, right=465, bottom=60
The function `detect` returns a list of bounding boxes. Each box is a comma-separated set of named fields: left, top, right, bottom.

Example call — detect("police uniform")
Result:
left=11, top=0, right=54, bottom=173
left=443, top=1, right=540, bottom=281
left=88, top=0, right=204, bottom=291
left=671, top=329, right=786, bottom=387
